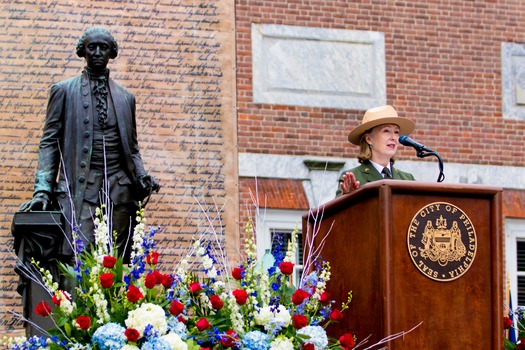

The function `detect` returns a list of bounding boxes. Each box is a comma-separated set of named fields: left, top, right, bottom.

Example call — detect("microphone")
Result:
left=398, top=135, right=433, bottom=152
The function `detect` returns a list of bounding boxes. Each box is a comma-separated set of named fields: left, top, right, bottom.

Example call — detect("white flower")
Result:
left=162, top=332, right=188, bottom=350
left=125, top=303, right=168, bottom=336
left=202, top=255, right=213, bottom=270
left=283, top=228, right=298, bottom=263
left=273, top=305, right=291, bottom=326
left=224, top=292, right=244, bottom=335
left=212, top=280, right=225, bottom=292
left=254, top=305, right=291, bottom=327
left=68, top=344, right=90, bottom=350
left=56, top=290, right=74, bottom=315
left=120, top=346, right=140, bottom=350
left=270, top=336, right=294, bottom=350
left=207, top=266, right=218, bottom=278
left=254, top=306, right=274, bottom=325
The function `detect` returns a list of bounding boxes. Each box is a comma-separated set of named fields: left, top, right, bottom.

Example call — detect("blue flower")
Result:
left=167, top=316, right=188, bottom=340
left=91, top=322, right=126, bottom=350
left=141, top=336, right=171, bottom=350
left=297, top=325, right=328, bottom=350
left=301, top=271, right=318, bottom=290
left=264, top=318, right=286, bottom=335
left=242, top=331, right=271, bottom=350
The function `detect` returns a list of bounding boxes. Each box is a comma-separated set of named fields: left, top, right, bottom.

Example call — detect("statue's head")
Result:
left=76, top=26, right=118, bottom=59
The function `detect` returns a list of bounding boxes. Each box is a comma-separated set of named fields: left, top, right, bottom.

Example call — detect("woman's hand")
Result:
left=340, top=172, right=360, bottom=195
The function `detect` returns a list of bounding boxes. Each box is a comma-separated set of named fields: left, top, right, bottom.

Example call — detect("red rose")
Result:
left=146, top=251, right=160, bottom=265
left=169, top=299, right=185, bottom=316
left=292, top=314, right=308, bottom=329
left=153, top=270, right=164, bottom=284
left=339, top=333, right=355, bottom=348
left=232, top=289, right=248, bottom=305
left=35, top=301, right=51, bottom=317
left=319, top=291, right=331, bottom=304
left=292, top=289, right=309, bottom=305
left=504, top=316, right=513, bottom=329
left=330, top=308, right=344, bottom=321
left=220, top=329, right=238, bottom=347
left=161, top=274, right=174, bottom=288
left=145, top=273, right=157, bottom=289
left=126, top=285, right=144, bottom=303
left=102, top=256, right=117, bottom=268
left=302, top=344, right=315, bottom=350
left=518, top=339, right=525, bottom=350
left=99, top=273, right=114, bottom=288
left=125, top=328, right=141, bottom=342
left=75, top=315, right=91, bottom=330
left=196, top=317, right=211, bottom=331
left=210, top=295, right=224, bottom=309
left=279, top=261, right=295, bottom=275
left=178, top=315, right=187, bottom=324
left=52, top=295, right=61, bottom=306
left=189, top=281, right=202, bottom=293
left=232, top=267, right=244, bottom=280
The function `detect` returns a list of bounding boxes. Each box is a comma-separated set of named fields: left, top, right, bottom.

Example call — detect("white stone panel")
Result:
left=502, top=42, right=525, bottom=120
left=252, top=24, right=386, bottom=109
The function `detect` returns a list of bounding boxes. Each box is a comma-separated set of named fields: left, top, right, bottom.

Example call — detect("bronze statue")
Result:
left=22, top=26, right=160, bottom=262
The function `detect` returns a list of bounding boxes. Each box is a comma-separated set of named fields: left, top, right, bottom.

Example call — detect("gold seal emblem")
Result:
left=407, top=202, right=477, bottom=282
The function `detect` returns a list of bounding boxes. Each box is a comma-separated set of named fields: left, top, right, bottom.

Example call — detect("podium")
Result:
left=302, top=180, right=503, bottom=349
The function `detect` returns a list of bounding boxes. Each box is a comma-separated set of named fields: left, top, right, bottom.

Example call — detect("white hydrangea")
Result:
left=162, top=332, right=188, bottom=350
left=120, top=346, right=140, bottom=350
left=270, top=336, right=294, bottom=350
left=254, top=305, right=291, bottom=327
left=254, top=306, right=274, bottom=325
left=273, top=305, right=291, bottom=326
left=125, top=303, right=168, bottom=336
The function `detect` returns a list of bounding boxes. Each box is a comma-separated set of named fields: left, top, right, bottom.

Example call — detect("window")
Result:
left=505, top=218, right=525, bottom=341
left=270, top=228, right=303, bottom=285
left=256, top=209, right=304, bottom=286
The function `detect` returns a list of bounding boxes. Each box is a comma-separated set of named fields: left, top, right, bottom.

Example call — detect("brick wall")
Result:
left=236, top=0, right=525, bottom=165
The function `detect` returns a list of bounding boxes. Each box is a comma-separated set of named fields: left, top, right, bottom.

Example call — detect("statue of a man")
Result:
left=23, top=26, right=159, bottom=262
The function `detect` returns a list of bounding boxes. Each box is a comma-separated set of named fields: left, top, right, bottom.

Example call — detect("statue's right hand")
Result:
left=21, top=192, right=50, bottom=211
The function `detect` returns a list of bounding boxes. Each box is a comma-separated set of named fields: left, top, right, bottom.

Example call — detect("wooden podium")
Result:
left=303, top=180, right=503, bottom=349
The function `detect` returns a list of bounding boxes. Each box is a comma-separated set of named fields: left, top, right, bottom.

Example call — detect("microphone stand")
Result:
left=414, top=150, right=445, bottom=182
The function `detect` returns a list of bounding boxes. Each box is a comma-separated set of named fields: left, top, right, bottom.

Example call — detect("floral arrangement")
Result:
left=505, top=308, right=525, bottom=349
left=2, top=203, right=365, bottom=350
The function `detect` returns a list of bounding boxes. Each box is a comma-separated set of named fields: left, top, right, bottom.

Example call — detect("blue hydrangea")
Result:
left=241, top=331, right=271, bottom=350
left=300, top=271, right=318, bottom=290
left=141, top=337, right=171, bottom=350
left=297, top=325, right=328, bottom=350
left=264, top=318, right=286, bottom=336
left=91, top=322, right=126, bottom=350
left=167, top=316, right=188, bottom=340
left=11, top=335, right=48, bottom=350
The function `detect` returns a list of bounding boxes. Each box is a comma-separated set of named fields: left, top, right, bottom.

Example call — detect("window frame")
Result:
left=256, top=208, right=304, bottom=285
left=505, top=218, right=525, bottom=312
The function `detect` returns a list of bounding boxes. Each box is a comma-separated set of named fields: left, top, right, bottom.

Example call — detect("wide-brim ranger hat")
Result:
left=347, top=105, right=416, bottom=145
